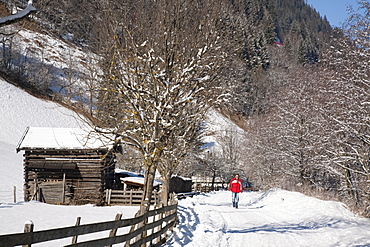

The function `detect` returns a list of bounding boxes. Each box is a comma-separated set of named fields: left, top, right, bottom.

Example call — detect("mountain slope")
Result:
left=0, top=77, right=85, bottom=202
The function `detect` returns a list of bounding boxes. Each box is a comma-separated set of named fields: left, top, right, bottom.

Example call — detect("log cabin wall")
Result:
left=23, top=149, right=116, bottom=205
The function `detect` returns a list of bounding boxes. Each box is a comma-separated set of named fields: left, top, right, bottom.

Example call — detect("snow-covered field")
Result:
left=1, top=77, right=370, bottom=246
left=0, top=201, right=139, bottom=246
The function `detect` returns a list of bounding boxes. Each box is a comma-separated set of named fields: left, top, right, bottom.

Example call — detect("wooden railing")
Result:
left=0, top=203, right=177, bottom=247
left=105, top=189, right=161, bottom=206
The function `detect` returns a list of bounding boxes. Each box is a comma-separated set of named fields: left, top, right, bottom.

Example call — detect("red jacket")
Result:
left=228, top=178, right=243, bottom=193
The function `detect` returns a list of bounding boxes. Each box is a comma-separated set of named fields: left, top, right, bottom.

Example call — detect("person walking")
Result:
left=228, top=174, right=243, bottom=208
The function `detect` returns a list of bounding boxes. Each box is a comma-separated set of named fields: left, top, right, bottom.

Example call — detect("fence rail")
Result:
left=0, top=203, right=177, bottom=247
left=105, top=189, right=161, bottom=206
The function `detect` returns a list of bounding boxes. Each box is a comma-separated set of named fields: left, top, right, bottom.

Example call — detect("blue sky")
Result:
left=306, top=0, right=359, bottom=27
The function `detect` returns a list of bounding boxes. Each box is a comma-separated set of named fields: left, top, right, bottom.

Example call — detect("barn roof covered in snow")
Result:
left=16, top=127, right=115, bottom=152
left=120, top=177, right=162, bottom=187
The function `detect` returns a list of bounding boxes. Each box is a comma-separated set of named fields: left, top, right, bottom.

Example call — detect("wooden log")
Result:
left=62, top=173, right=66, bottom=204
left=129, top=190, right=133, bottom=206
left=155, top=205, right=164, bottom=244
left=71, top=217, right=81, bottom=244
left=25, top=154, right=103, bottom=159
left=14, top=186, right=17, bottom=203
left=107, top=189, right=112, bottom=205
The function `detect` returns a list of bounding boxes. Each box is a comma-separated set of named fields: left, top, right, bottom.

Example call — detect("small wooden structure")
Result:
left=16, top=127, right=118, bottom=205
left=114, top=169, right=162, bottom=191
left=170, top=176, right=192, bottom=193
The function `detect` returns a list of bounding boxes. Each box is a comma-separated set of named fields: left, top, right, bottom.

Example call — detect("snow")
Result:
left=202, top=108, right=245, bottom=152
left=17, top=127, right=114, bottom=151
left=0, top=77, right=139, bottom=246
left=0, top=201, right=139, bottom=246
left=0, top=77, right=85, bottom=203
left=1, top=76, right=370, bottom=246
left=0, top=34, right=369, bottom=246
left=164, top=189, right=370, bottom=247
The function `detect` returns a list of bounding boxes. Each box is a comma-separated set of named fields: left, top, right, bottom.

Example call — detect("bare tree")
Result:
left=319, top=2, right=370, bottom=214
left=92, top=0, right=239, bottom=213
left=157, top=106, right=205, bottom=205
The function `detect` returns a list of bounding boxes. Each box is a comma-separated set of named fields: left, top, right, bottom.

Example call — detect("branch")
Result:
left=0, top=1, right=37, bottom=28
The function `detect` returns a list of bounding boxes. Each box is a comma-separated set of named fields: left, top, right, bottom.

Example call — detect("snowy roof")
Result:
left=115, top=169, right=144, bottom=178
left=16, top=127, right=115, bottom=151
left=172, top=175, right=192, bottom=181
left=120, top=177, right=162, bottom=187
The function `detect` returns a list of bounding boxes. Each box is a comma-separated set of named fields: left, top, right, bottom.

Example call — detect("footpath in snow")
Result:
left=164, top=189, right=370, bottom=247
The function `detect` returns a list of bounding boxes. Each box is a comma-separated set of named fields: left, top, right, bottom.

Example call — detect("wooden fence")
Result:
left=105, top=189, right=161, bottom=206
left=0, top=203, right=177, bottom=247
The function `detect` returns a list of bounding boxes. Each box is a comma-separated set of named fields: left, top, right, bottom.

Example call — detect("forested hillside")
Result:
left=1, top=0, right=369, bottom=216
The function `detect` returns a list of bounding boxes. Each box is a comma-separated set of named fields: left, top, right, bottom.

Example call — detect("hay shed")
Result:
left=16, top=127, right=118, bottom=205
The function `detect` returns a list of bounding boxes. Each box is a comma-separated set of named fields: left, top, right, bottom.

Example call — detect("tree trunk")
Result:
left=161, top=173, right=171, bottom=206
left=211, top=170, right=216, bottom=191
left=125, top=159, right=157, bottom=247
left=138, top=159, right=157, bottom=215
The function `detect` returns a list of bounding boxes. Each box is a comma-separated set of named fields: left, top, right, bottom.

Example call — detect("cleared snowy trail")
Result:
left=164, top=189, right=370, bottom=247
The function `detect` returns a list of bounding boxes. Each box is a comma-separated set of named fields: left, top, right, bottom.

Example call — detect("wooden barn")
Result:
left=16, top=127, right=119, bottom=205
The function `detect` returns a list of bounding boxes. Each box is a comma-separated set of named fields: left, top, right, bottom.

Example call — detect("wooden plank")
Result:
left=71, top=217, right=81, bottom=244
left=128, top=219, right=175, bottom=247
left=25, top=154, right=103, bottom=158
left=65, top=208, right=177, bottom=247
left=62, top=173, right=66, bottom=204
left=22, top=221, right=34, bottom=247
left=107, top=212, right=123, bottom=247
left=65, top=222, right=145, bottom=247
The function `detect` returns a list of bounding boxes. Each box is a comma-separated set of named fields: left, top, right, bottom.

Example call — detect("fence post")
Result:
left=140, top=211, right=148, bottom=247
left=62, top=173, right=66, bottom=204
left=108, top=189, right=112, bottom=205
left=107, top=211, right=123, bottom=247
left=71, top=217, right=81, bottom=244
left=156, top=203, right=164, bottom=244
left=14, top=186, right=16, bottom=203
left=23, top=220, right=34, bottom=247
left=129, top=190, right=133, bottom=206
